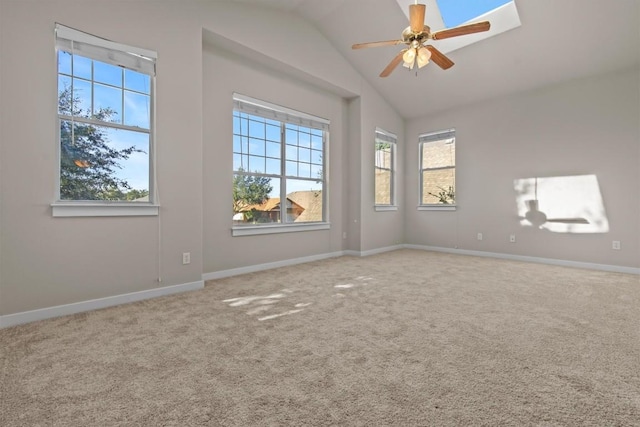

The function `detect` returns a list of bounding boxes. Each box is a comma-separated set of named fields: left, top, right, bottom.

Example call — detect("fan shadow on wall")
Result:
left=513, top=175, right=609, bottom=233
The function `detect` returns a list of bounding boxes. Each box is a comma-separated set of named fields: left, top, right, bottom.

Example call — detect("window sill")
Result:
left=417, top=205, right=457, bottom=211
left=374, top=205, right=398, bottom=212
left=232, top=222, right=330, bottom=237
left=52, top=203, right=159, bottom=217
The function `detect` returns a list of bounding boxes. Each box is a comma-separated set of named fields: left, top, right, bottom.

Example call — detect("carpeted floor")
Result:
left=1, top=250, right=639, bottom=426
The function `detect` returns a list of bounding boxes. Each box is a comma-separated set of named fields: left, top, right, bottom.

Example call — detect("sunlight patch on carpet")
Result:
left=258, top=309, right=304, bottom=321
left=223, top=293, right=286, bottom=306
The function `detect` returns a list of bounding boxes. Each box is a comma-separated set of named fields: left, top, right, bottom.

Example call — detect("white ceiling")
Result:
left=230, top=0, right=639, bottom=119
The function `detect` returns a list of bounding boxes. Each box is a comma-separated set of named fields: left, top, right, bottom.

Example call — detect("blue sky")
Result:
left=58, top=51, right=151, bottom=192
left=437, top=0, right=511, bottom=27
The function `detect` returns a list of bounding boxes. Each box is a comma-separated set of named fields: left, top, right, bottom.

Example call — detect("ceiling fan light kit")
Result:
left=352, top=2, right=491, bottom=77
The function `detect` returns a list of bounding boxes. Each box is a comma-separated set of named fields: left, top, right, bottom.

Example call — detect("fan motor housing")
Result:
left=402, top=25, right=431, bottom=44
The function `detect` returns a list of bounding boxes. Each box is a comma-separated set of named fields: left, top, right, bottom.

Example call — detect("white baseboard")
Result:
left=203, top=251, right=346, bottom=280
left=344, top=244, right=405, bottom=257
left=404, top=244, right=640, bottom=275
left=0, top=280, right=204, bottom=329
left=203, top=245, right=407, bottom=281
left=7, top=244, right=634, bottom=329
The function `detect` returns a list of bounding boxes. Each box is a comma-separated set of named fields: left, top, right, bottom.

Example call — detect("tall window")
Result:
left=374, top=128, right=397, bottom=208
left=420, top=129, right=456, bottom=206
left=232, top=94, right=328, bottom=229
left=55, top=24, right=155, bottom=205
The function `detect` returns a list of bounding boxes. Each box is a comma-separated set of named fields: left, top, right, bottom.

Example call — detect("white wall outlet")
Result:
left=612, top=241, right=621, bottom=250
left=182, top=252, right=191, bottom=264
left=510, top=234, right=516, bottom=243
left=342, top=232, right=347, bottom=239
left=477, top=233, right=483, bottom=241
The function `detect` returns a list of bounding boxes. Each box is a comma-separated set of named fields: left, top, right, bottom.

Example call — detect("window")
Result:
left=419, top=129, right=456, bottom=208
left=232, top=94, right=328, bottom=235
left=53, top=24, right=157, bottom=217
left=374, top=128, right=397, bottom=210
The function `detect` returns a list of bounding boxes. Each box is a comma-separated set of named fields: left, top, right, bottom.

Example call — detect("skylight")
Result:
left=437, top=0, right=512, bottom=28
left=396, top=0, right=521, bottom=54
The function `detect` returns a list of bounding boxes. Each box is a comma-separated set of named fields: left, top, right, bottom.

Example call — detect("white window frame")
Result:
left=418, top=128, right=456, bottom=211
left=232, top=93, right=330, bottom=236
left=51, top=24, right=158, bottom=217
left=374, top=127, right=398, bottom=211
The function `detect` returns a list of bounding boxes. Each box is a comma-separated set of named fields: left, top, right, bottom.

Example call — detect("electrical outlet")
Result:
left=510, top=234, right=516, bottom=243
left=477, top=233, right=483, bottom=241
left=182, top=252, right=191, bottom=264
left=612, top=241, right=621, bottom=250
left=342, top=232, right=347, bottom=239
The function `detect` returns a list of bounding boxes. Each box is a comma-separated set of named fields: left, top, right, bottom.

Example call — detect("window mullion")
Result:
left=280, top=122, right=287, bottom=223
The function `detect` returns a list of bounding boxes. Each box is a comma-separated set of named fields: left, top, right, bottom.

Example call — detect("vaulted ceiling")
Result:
left=230, top=0, right=639, bottom=119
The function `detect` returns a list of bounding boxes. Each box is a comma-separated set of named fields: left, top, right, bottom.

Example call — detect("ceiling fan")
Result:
left=352, top=2, right=491, bottom=77
left=522, top=178, right=589, bottom=228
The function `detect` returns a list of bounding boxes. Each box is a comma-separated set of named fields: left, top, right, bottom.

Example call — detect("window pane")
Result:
left=311, top=149, right=322, bottom=165
left=94, top=83, right=122, bottom=123
left=58, top=51, right=72, bottom=75
left=94, top=61, right=122, bottom=87
left=286, top=160, right=297, bottom=176
left=285, top=179, right=323, bottom=223
left=266, top=124, right=280, bottom=142
left=232, top=101, right=327, bottom=226
left=72, top=55, right=92, bottom=80
left=421, top=168, right=455, bottom=205
left=375, top=144, right=392, bottom=169
left=124, top=69, right=150, bottom=94
left=285, top=128, right=298, bottom=144
left=298, top=130, right=311, bottom=148
left=124, top=91, right=150, bottom=129
left=248, top=119, right=265, bottom=139
left=298, top=162, right=311, bottom=178
left=233, top=175, right=279, bottom=225
left=422, top=139, right=455, bottom=169
left=233, top=153, right=248, bottom=171
left=248, top=155, right=265, bottom=173
left=311, top=164, right=323, bottom=181
left=233, top=114, right=241, bottom=134
left=72, top=78, right=92, bottom=116
left=59, top=120, right=149, bottom=201
left=233, top=135, right=248, bottom=156
left=248, top=138, right=265, bottom=156
left=299, top=147, right=311, bottom=163
left=375, top=168, right=392, bottom=205
left=375, top=135, right=395, bottom=206
left=286, top=144, right=297, bottom=161
left=266, top=158, right=280, bottom=175
left=58, top=75, right=72, bottom=114
left=266, top=141, right=280, bottom=158
left=311, top=133, right=323, bottom=150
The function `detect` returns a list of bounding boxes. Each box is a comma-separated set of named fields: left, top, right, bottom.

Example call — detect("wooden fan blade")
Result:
left=352, top=40, right=404, bottom=49
left=432, top=21, right=491, bottom=40
left=380, top=50, right=406, bottom=77
left=409, top=4, right=426, bottom=34
left=426, top=45, right=454, bottom=69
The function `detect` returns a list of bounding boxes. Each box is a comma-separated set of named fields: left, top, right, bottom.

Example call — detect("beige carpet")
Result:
left=1, top=250, right=639, bottom=426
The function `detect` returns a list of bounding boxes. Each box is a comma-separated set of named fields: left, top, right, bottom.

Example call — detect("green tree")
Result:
left=59, top=86, right=146, bottom=201
left=232, top=170, right=272, bottom=220
left=428, top=186, right=455, bottom=204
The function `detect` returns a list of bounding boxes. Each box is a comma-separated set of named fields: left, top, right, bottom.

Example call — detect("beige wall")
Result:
left=1, top=1, right=636, bottom=319
left=0, top=0, right=404, bottom=316
left=405, top=67, right=640, bottom=268
left=358, top=83, right=405, bottom=252
left=0, top=0, right=204, bottom=315
left=201, top=42, right=347, bottom=272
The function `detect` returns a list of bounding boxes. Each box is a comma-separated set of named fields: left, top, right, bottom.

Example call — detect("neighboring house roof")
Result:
left=287, top=191, right=322, bottom=222
left=238, top=197, right=303, bottom=213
